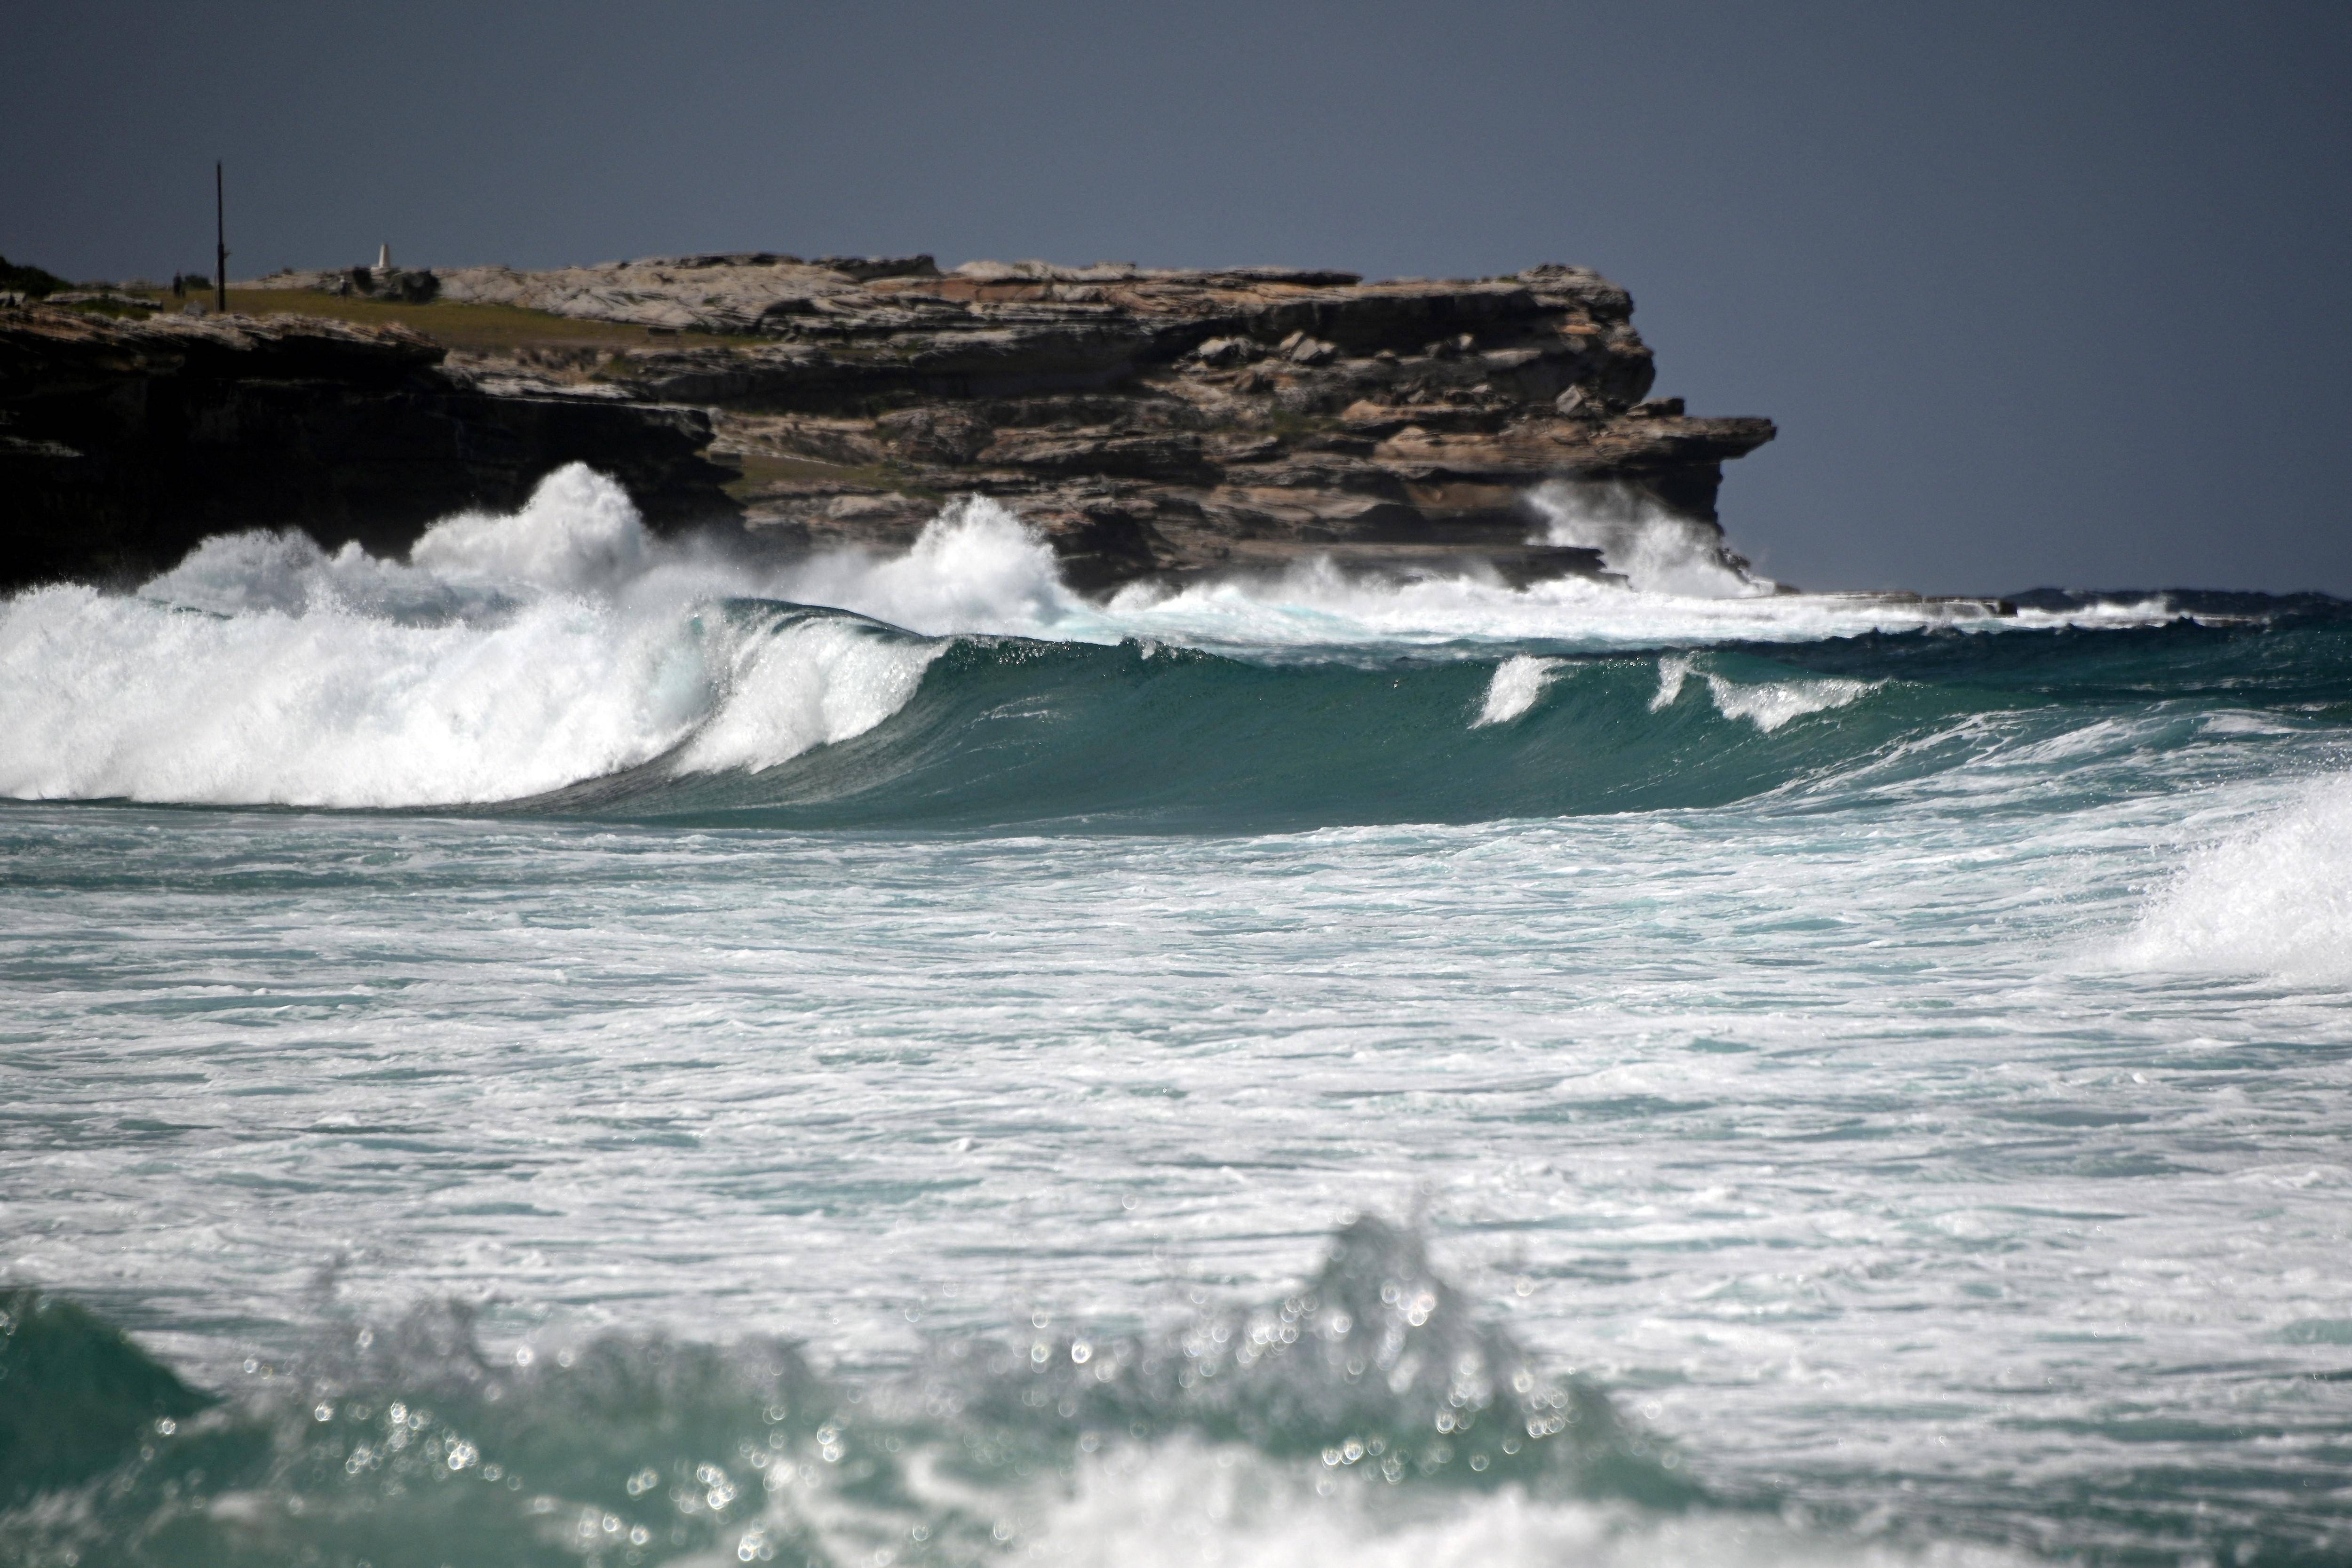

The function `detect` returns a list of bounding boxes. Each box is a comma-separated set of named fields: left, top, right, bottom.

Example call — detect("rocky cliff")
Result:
left=8, top=255, right=1775, bottom=593
left=0, top=306, right=736, bottom=589
left=426, top=255, right=1774, bottom=591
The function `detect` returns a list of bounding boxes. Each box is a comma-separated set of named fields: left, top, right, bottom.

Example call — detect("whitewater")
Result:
left=3, top=466, right=2349, bottom=1568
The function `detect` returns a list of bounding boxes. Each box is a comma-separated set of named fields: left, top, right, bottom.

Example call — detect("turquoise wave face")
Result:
left=525, top=597, right=2352, bottom=832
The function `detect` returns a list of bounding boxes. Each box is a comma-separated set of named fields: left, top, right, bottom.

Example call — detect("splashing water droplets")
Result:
left=1650, top=652, right=1877, bottom=733
left=0, top=465, right=944, bottom=806
left=2115, top=774, right=2352, bottom=985
left=1526, top=479, right=1775, bottom=598
left=1473, top=655, right=1566, bottom=727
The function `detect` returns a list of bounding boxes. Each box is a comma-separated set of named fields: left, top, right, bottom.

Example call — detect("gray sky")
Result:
left=7, top=0, right=2347, bottom=595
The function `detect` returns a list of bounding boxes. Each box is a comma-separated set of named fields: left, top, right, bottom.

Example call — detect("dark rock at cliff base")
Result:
left=0, top=306, right=740, bottom=589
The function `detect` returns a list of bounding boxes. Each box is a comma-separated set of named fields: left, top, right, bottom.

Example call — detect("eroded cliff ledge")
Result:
left=4, top=255, right=1775, bottom=593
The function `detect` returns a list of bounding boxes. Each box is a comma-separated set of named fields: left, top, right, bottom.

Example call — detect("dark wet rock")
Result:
left=981, top=429, right=1217, bottom=483
left=874, top=405, right=994, bottom=465
left=0, top=305, right=739, bottom=589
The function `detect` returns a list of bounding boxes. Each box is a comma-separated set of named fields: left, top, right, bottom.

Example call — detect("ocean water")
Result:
left=3, top=467, right=2349, bottom=1568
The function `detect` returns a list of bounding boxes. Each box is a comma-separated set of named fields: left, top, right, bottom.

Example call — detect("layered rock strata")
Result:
left=10, top=255, right=1776, bottom=594
left=0, top=306, right=735, bottom=589
left=405, top=255, right=1778, bottom=591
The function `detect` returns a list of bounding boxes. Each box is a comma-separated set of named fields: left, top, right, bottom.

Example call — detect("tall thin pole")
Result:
left=214, top=162, right=228, bottom=313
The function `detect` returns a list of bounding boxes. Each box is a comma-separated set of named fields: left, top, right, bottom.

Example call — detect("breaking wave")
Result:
left=0, top=465, right=2341, bottom=823
left=2114, top=774, right=2352, bottom=986
left=1473, top=655, right=1567, bottom=726
left=1650, top=653, right=1880, bottom=733
left=0, top=470, right=944, bottom=807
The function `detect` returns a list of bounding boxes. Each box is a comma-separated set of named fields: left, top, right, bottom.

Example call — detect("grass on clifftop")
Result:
left=126, top=287, right=733, bottom=354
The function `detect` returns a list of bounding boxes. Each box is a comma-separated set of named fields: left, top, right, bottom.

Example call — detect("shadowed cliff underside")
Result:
left=0, top=307, right=731, bottom=588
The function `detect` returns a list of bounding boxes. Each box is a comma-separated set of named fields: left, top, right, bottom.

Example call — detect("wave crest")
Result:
left=0, top=466, right=940, bottom=807
left=771, top=495, right=1082, bottom=636
left=1652, top=654, right=1878, bottom=733
left=0, top=466, right=2285, bottom=813
left=1472, top=656, right=1566, bottom=726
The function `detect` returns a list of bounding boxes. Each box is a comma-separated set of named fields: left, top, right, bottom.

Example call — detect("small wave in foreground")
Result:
left=0, top=1217, right=2048, bottom=1568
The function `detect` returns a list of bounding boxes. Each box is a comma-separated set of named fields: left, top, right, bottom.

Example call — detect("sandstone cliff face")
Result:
left=0, top=307, right=737, bottom=589
left=404, top=254, right=1776, bottom=591
left=10, top=255, right=1774, bottom=595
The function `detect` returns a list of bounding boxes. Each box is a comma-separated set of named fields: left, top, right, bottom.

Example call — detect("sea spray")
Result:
left=770, top=495, right=1082, bottom=636
left=609, top=471, right=2144, bottom=652
left=1473, top=655, right=1566, bottom=726
left=0, top=578, right=707, bottom=804
left=1651, top=652, right=1878, bottom=733
left=2114, top=773, right=2352, bottom=984
left=0, top=469, right=943, bottom=806
left=1524, top=479, right=1773, bottom=599
left=1082, top=556, right=2039, bottom=653
left=409, top=461, right=657, bottom=596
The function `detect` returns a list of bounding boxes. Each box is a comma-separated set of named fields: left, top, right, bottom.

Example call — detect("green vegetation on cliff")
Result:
left=125, top=286, right=731, bottom=355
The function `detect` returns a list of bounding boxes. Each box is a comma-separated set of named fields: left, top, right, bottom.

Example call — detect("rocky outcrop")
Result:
left=409, top=255, right=1773, bottom=590
left=13, top=255, right=1775, bottom=594
left=0, top=305, right=739, bottom=589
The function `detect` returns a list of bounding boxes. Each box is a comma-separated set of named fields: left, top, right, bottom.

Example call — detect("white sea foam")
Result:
left=1082, top=561, right=2026, bottom=653
left=1006, top=1442, right=2029, bottom=1568
left=1473, top=655, right=1566, bottom=726
left=741, top=490, right=2171, bottom=653
left=1651, top=653, right=1698, bottom=712
left=0, top=466, right=939, bottom=806
left=672, top=614, right=941, bottom=776
left=12, top=686, right=2348, bottom=1559
left=2116, top=775, right=2352, bottom=984
left=408, top=462, right=655, bottom=595
left=1706, top=674, right=1878, bottom=733
left=132, top=472, right=2189, bottom=663
left=769, top=494, right=1083, bottom=635
left=1652, top=653, right=1877, bottom=732
left=1526, top=478, right=1776, bottom=598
